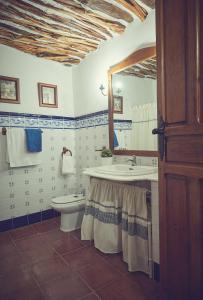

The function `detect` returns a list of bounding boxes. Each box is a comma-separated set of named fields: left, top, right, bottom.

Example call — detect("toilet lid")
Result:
left=52, top=195, right=85, bottom=204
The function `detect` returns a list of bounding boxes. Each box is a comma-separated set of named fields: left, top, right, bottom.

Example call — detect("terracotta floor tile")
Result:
left=0, top=222, right=162, bottom=300
left=104, top=252, right=129, bottom=274
left=63, top=246, right=106, bottom=271
left=70, top=228, right=81, bottom=240
left=9, top=224, right=37, bottom=240
left=129, top=272, right=162, bottom=299
left=41, top=273, right=91, bottom=300
left=15, top=235, right=47, bottom=251
left=0, top=268, right=44, bottom=300
left=96, top=276, right=148, bottom=300
left=15, top=235, right=57, bottom=264
left=90, top=246, right=112, bottom=259
left=78, top=259, right=121, bottom=290
left=0, top=231, right=13, bottom=245
left=41, top=228, right=70, bottom=242
left=71, top=229, right=93, bottom=247
left=0, top=242, right=17, bottom=256
left=33, top=219, right=58, bottom=233
left=0, top=250, right=27, bottom=277
left=79, top=293, right=101, bottom=300
left=52, top=234, right=86, bottom=255
left=31, top=255, right=71, bottom=284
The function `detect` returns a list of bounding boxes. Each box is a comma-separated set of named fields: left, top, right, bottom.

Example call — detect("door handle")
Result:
left=152, top=116, right=166, bottom=160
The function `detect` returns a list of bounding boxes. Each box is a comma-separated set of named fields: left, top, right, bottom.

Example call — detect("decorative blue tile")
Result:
left=9, top=116, right=25, bottom=127
left=114, top=119, right=132, bottom=130
left=0, top=114, right=9, bottom=126
left=0, top=109, right=109, bottom=130
left=38, top=117, right=52, bottom=128
left=52, top=118, right=64, bottom=129
left=24, top=117, right=39, bottom=127
left=64, top=119, right=75, bottom=129
left=0, top=111, right=10, bottom=115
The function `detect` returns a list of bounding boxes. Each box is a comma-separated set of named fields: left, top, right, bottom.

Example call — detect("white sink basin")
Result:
left=95, top=164, right=157, bottom=176
left=83, top=164, right=158, bottom=182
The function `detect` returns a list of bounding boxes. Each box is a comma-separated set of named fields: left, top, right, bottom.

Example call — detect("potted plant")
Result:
left=101, top=146, right=113, bottom=166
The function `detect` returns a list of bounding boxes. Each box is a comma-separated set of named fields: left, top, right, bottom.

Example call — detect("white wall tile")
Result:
left=0, top=127, right=77, bottom=221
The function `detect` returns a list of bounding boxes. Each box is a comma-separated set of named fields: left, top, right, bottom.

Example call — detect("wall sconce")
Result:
left=99, top=84, right=122, bottom=96
left=99, top=84, right=107, bottom=96
left=115, top=81, right=122, bottom=95
left=116, top=88, right=122, bottom=95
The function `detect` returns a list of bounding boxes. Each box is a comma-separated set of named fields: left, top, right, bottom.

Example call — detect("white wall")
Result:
left=0, top=45, right=77, bottom=222
left=72, top=10, right=156, bottom=116
left=0, top=45, right=74, bottom=116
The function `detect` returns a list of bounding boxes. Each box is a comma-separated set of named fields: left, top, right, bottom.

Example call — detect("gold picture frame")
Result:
left=113, top=96, right=123, bottom=114
left=0, top=76, right=20, bottom=104
left=38, top=83, right=58, bottom=108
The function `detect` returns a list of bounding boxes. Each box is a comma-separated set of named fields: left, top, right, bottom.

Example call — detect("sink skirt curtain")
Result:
left=81, top=178, right=152, bottom=275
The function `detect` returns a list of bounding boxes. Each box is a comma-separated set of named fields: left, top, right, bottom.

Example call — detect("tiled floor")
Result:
left=0, top=218, right=164, bottom=300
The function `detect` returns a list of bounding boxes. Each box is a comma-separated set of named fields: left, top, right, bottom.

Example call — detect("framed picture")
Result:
left=0, top=76, right=20, bottom=104
left=113, top=96, right=123, bottom=114
left=38, top=83, right=58, bottom=108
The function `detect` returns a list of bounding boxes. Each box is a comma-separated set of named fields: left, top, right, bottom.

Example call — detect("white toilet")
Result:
left=51, top=194, right=86, bottom=232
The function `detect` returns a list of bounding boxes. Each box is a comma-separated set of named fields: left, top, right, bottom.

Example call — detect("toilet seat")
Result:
left=52, top=194, right=85, bottom=204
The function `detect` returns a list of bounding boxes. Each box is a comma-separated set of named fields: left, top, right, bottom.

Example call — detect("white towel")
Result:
left=6, top=128, right=41, bottom=167
left=62, top=154, right=75, bottom=175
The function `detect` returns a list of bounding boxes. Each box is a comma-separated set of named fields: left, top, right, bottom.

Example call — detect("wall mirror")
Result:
left=108, top=46, right=158, bottom=156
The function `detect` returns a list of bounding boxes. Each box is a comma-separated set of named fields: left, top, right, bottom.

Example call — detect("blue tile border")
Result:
left=0, top=110, right=109, bottom=129
left=0, top=109, right=133, bottom=130
left=0, top=209, right=60, bottom=232
left=114, top=119, right=132, bottom=130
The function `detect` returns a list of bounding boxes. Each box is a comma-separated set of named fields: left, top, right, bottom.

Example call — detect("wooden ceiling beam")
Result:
left=31, top=0, right=112, bottom=38
left=0, top=37, right=83, bottom=63
left=0, top=35, right=85, bottom=59
left=0, top=24, right=98, bottom=53
left=0, top=30, right=91, bottom=58
left=0, top=22, right=33, bottom=37
left=114, top=0, right=148, bottom=21
left=140, top=61, right=157, bottom=70
left=3, top=1, right=104, bottom=42
left=55, top=0, right=126, bottom=34
left=138, top=0, right=155, bottom=9
left=0, top=0, right=151, bottom=65
left=118, top=55, right=157, bottom=79
left=78, top=0, right=133, bottom=23
left=0, top=13, right=98, bottom=46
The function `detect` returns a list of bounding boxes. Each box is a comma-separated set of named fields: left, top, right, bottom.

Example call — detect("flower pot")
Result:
left=101, top=157, right=113, bottom=166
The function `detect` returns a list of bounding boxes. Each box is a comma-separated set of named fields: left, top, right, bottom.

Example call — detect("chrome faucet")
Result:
left=127, top=156, right=137, bottom=166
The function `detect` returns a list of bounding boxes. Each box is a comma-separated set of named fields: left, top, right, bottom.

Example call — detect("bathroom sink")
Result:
left=94, top=164, right=157, bottom=176
left=83, top=164, right=158, bottom=182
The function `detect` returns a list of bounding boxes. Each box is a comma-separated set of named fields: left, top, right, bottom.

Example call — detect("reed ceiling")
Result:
left=117, top=56, right=157, bottom=79
left=0, top=0, right=155, bottom=65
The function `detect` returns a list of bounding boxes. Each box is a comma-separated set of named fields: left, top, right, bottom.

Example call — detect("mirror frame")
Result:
left=108, top=46, right=158, bottom=157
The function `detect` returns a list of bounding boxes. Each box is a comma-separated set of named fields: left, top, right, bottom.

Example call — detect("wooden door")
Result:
left=156, top=0, right=203, bottom=299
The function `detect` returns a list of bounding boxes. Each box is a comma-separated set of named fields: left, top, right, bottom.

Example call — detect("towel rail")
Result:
left=1, top=127, right=6, bottom=135
left=62, top=147, right=72, bottom=156
left=1, top=128, right=43, bottom=135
